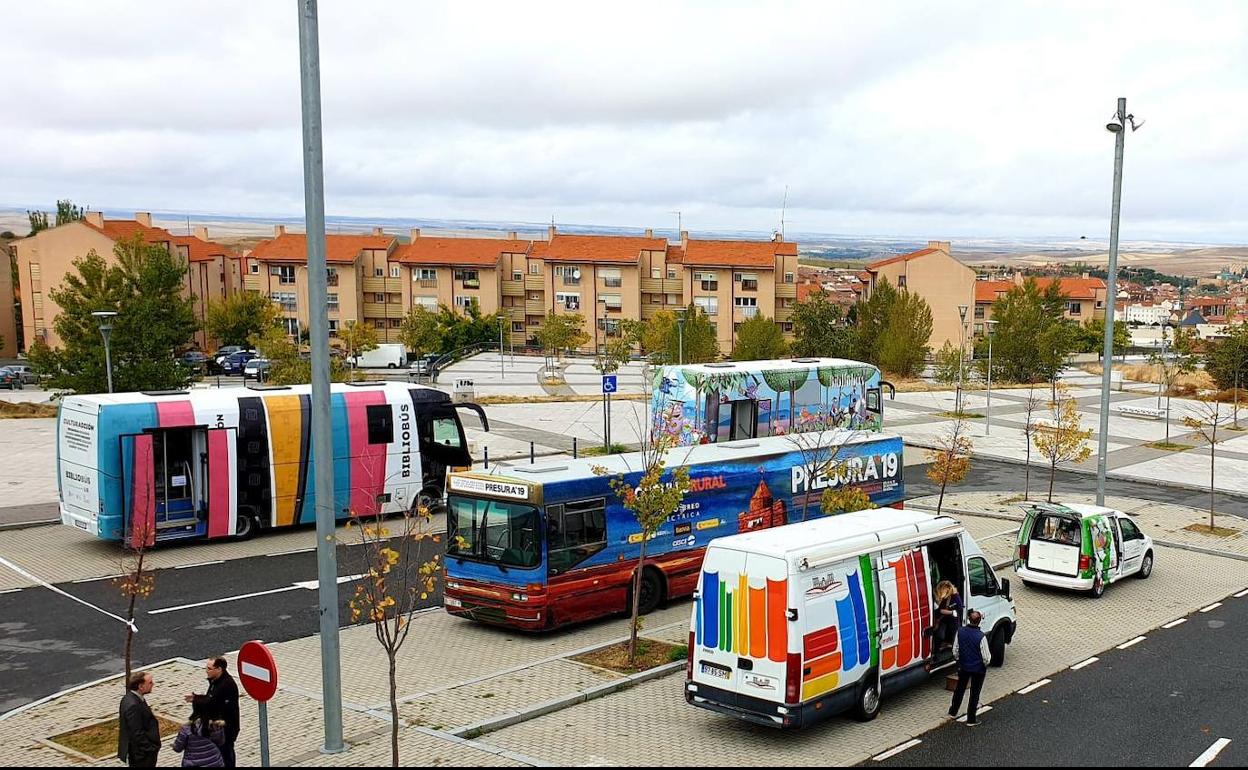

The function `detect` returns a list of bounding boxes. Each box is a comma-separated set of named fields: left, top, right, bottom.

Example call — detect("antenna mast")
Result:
left=780, top=185, right=788, bottom=239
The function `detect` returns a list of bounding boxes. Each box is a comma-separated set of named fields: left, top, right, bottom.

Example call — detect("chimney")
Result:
left=1082, top=271, right=1090, bottom=279
left=927, top=240, right=951, bottom=254
left=680, top=230, right=689, bottom=247
left=773, top=231, right=784, bottom=243
left=409, top=228, right=420, bottom=241
left=85, top=211, right=104, bottom=228
left=644, top=228, right=654, bottom=238
left=508, top=231, right=518, bottom=240
left=548, top=224, right=557, bottom=240
left=274, top=224, right=287, bottom=237
left=193, top=226, right=209, bottom=242
left=372, top=226, right=384, bottom=237
left=134, top=212, right=153, bottom=227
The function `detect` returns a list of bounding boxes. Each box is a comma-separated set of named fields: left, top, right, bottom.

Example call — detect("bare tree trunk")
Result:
left=628, top=538, right=650, bottom=666
left=388, top=651, right=399, bottom=767
left=1048, top=458, right=1056, bottom=503
left=1023, top=428, right=1032, bottom=501
left=122, top=547, right=145, bottom=691
left=937, top=472, right=948, bottom=515
left=123, top=594, right=137, bottom=692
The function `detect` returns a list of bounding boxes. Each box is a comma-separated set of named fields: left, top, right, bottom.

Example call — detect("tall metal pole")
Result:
left=985, top=322, right=996, bottom=435
left=1096, top=97, right=1128, bottom=507
left=101, top=329, right=114, bottom=394
left=498, top=316, right=504, bottom=379
left=296, top=0, right=344, bottom=753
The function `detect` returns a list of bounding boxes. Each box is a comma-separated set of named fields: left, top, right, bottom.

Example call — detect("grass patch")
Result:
left=996, top=494, right=1028, bottom=504
left=572, top=639, right=685, bottom=675
left=50, top=715, right=182, bottom=760
left=1145, top=441, right=1195, bottom=452
left=937, top=411, right=984, bottom=419
left=1080, top=363, right=1215, bottom=392
left=474, top=393, right=647, bottom=405
left=1183, top=522, right=1241, bottom=538
left=579, top=443, right=633, bottom=457
left=0, top=401, right=58, bottom=419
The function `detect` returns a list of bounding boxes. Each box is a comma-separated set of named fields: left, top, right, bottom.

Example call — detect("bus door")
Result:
left=121, top=428, right=210, bottom=545
left=728, top=399, right=758, bottom=441
left=414, top=403, right=473, bottom=500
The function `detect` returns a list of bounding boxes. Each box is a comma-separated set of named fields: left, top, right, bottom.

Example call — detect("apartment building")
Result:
left=0, top=240, right=17, bottom=358
left=864, top=241, right=976, bottom=349
left=974, top=274, right=1109, bottom=334
left=14, top=212, right=242, bottom=351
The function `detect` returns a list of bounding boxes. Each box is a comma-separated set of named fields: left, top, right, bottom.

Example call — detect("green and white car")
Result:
left=1015, top=503, right=1154, bottom=598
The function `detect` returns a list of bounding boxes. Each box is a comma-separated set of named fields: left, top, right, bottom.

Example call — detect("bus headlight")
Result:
left=446, top=581, right=460, bottom=590
left=511, top=592, right=529, bottom=602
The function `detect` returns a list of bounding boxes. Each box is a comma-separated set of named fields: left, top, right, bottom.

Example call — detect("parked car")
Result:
left=6, top=365, right=38, bottom=385
left=407, top=353, right=439, bottom=378
left=0, top=368, right=24, bottom=390
left=180, top=351, right=210, bottom=372
left=220, top=351, right=258, bottom=376
left=243, top=358, right=271, bottom=381
left=1014, top=502, right=1154, bottom=598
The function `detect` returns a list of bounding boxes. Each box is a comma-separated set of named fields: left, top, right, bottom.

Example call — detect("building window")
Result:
left=898, top=275, right=907, bottom=288
left=694, top=296, right=718, bottom=316
left=784, top=272, right=794, bottom=284
left=272, top=265, right=295, bottom=284
left=387, top=293, right=401, bottom=304
left=327, top=268, right=338, bottom=287
left=250, top=263, right=259, bottom=274
left=512, top=321, right=525, bottom=333
left=974, top=306, right=985, bottom=319
left=696, top=272, right=719, bottom=291
left=529, top=263, right=540, bottom=275
left=513, top=271, right=523, bottom=281
left=556, top=292, right=581, bottom=311
left=667, top=269, right=677, bottom=280
left=328, top=293, right=339, bottom=310
left=1069, top=302, right=1083, bottom=316
left=414, top=296, right=438, bottom=309
left=597, top=318, right=621, bottom=335
left=735, top=296, right=758, bottom=318
left=974, top=323, right=984, bottom=335
left=328, top=320, right=339, bottom=334
left=455, top=296, right=479, bottom=309
left=738, top=273, right=759, bottom=291
left=455, top=269, right=480, bottom=289
left=601, top=294, right=622, bottom=312
left=556, top=265, right=581, bottom=285
left=1096, top=300, right=1105, bottom=309
left=366, top=404, right=394, bottom=445
left=666, top=293, right=682, bottom=305
left=374, top=319, right=386, bottom=329
left=272, top=292, right=297, bottom=311
left=374, top=267, right=384, bottom=277
left=651, top=268, right=662, bottom=279
left=374, top=293, right=385, bottom=303
left=779, top=322, right=794, bottom=333
left=389, top=318, right=402, bottom=329
left=601, top=268, right=622, bottom=288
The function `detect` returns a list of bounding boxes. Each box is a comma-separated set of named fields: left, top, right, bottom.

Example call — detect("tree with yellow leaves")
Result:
left=926, top=417, right=973, bottom=515
left=115, top=514, right=156, bottom=694
left=342, top=503, right=441, bottom=767
left=1032, top=383, right=1093, bottom=502
left=1183, top=397, right=1230, bottom=529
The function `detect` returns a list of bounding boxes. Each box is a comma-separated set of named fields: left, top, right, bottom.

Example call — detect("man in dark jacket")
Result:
left=948, top=610, right=991, bottom=726
left=118, top=671, right=160, bottom=767
left=187, top=658, right=240, bottom=767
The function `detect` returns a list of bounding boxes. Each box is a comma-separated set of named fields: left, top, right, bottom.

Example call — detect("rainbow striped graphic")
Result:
left=881, top=549, right=932, bottom=671
left=696, top=571, right=788, bottom=663
left=801, top=554, right=877, bottom=701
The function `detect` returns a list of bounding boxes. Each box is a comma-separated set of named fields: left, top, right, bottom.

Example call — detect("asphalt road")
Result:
left=868, top=590, right=1248, bottom=767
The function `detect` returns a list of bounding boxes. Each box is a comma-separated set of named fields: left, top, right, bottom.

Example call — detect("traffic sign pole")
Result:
left=238, top=641, right=279, bottom=768
left=258, top=702, right=270, bottom=767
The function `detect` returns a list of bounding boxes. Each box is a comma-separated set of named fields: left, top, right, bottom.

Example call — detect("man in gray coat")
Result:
left=118, top=671, right=160, bottom=767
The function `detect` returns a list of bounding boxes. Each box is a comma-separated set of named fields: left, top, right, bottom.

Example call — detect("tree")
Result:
left=27, top=210, right=49, bottom=235
left=988, top=278, right=1074, bottom=384
left=784, top=417, right=851, bottom=523
left=1019, top=385, right=1045, bottom=501
left=1032, top=384, right=1093, bottom=502
left=594, top=434, right=691, bottom=666
left=249, top=322, right=349, bottom=385
left=926, top=417, right=973, bottom=514
left=343, top=505, right=441, bottom=767
left=1074, top=318, right=1130, bottom=358
left=1183, top=398, right=1230, bottom=530
left=933, top=340, right=961, bottom=386
left=821, top=485, right=875, bottom=515
left=1205, top=323, right=1248, bottom=392
left=594, top=320, right=641, bottom=375
left=852, top=277, right=898, bottom=363
left=114, top=513, right=156, bottom=694
left=56, top=199, right=86, bottom=227
left=434, top=302, right=506, bottom=353
left=791, top=289, right=853, bottom=358
left=640, top=306, right=719, bottom=365
left=27, top=235, right=198, bottom=393
left=340, top=319, right=380, bottom=378
left=876, top=288, right=933, bottom=377
left=732, top=314, right=787, bottom=361
left=1150, top=325, right=1197, bottom=443
left=398, top=305, right=442, bottom=362
left=205, top=292, right=280, bottom=348
left=535, top=313, right=589, bottom=362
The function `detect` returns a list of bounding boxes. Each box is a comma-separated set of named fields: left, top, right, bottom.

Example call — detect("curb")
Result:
left=0, top=518, right=60, bottom=532
left=450, top=661, right=685, bottom=740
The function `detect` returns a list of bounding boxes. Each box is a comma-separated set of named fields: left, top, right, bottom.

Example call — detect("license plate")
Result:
left=444, top=597, right=463, bottom=608
left=700, top=661, right=731, bottom=680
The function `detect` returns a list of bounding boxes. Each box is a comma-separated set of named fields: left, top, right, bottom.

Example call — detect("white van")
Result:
left=685, top=509, right=1016, bottom=729
left=354, top=343, right=408, bottom=369
left=1014, top=502, right=1154, bottom=598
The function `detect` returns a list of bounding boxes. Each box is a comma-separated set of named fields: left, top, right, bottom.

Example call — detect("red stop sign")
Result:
left=237, top=640, right=278, bottom=702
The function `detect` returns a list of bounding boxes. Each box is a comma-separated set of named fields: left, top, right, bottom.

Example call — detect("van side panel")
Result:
left=878, top=548, right=933, bottom=673
left=798, top=557, right=874, bottom=701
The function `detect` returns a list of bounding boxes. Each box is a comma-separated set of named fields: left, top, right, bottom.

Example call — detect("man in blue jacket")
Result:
left=949, top=609, right=990, bottom=725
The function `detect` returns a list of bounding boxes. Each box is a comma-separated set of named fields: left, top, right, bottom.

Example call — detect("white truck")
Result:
left=685, top=509, right=1017, bottom=729
left=353, top=343, right=408, bottom=369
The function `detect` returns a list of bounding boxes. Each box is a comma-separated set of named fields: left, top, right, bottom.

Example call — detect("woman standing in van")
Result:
left=933, top=580, right=963, bottom=650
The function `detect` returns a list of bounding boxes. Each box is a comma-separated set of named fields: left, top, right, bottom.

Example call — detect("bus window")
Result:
left=448, top=495, right=541, bottom=569
left=547, top=498, right=607, bottom=575
left=433, top=416, right=463, bottom=449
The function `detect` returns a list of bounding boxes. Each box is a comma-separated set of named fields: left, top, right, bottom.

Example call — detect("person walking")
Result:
left=186, top=658, right=240, bottom=768
left=948, top=610, right=991, bottom=726
left=172, top=710, right=226, bottom=768
left=118, top=672, right=161, bottom=767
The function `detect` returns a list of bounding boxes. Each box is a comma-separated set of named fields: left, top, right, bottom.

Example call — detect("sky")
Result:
left=2, top=1, right=1246, bottom=242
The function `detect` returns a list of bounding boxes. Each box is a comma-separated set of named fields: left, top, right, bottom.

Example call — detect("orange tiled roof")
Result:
left=975, top=280, right=1015, bottom=303
left=84, top=218, right=174, bottom=245
left=865, top=248, right=939, bottom=271
left=172, top=234, right=237, bottom=263
left=1033, top=276, right=1106, bottom=300
left=680, top=238, right=797, bottom=268
left=392, top=237, right=526, bottom=267
left=666, top=245, right=685, bottom=264
left=250, top=233, right=394, bottom=264
left=543, top=234, right=667, bottom=263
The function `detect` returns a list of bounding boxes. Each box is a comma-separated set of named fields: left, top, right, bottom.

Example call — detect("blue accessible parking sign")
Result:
left=602, top=375, right=618, bottom=394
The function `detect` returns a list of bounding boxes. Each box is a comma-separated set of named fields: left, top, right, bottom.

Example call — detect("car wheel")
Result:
left=1090, top=578, right=1106, bottom=599
left=1136, top=551, right=1153, bottom=579
left=853, top=674, right=882, bottom=721
left=989, top=626, right=1007, bottom=667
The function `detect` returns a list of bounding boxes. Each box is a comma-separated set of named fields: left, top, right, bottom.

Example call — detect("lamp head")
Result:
left=1106, top=120, right=1123, bottom=133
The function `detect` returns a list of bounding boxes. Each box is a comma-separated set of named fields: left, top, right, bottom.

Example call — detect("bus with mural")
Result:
left=442, top=432, right=905, bottom=631
left=57, top=381, right=488, bottom=546
left=650, top=358, right=895, bottom=446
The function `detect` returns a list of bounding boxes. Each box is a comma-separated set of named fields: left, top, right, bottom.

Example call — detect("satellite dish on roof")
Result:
left=572, top=269, right=581, bottom=279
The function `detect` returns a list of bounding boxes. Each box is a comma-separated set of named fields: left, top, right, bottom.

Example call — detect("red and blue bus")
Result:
left=443, top=432, right=905, bottom=630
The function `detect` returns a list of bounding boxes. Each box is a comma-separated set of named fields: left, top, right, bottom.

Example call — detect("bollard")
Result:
left=573, top=437, right=578, bottom=459
left=530, top=442, right=535, bottom=464
left=484, top=446, right=489, bottom=469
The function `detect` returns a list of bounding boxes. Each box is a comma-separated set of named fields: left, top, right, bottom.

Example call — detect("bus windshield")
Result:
left=447, top=495, right=541, bottom=569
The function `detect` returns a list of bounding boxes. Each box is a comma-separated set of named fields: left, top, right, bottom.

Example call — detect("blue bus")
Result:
left=443, top=432, right=905, bottom=630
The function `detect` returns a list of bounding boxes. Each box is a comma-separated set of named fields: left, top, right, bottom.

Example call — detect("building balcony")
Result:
left=362, top=277, right=393, bottom=294
left=524, top=275, right=545, bottom=291
left=244, top=275, right=263, bottom=292
left=507, top=307, right=526, bottom=320
left=775, top=305, right=794, bottom=322
left=641, top=304, right=664, bottom=320
left=775, top=283, right=797, bottom=299
left=525, top=299, right=547, bottom=315
left=501, top=280, right=525, bottom=297
left=416, top=279, right=437, bottom=289
left=362, top=302, right=405, bottom=319
left=641, top=278, right=685, bottom=294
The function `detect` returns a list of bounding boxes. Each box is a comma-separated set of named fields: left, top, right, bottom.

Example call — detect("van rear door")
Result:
left=693, top=546, right=789, bottom=705
left=1026, top=512, right=1081, bottom=576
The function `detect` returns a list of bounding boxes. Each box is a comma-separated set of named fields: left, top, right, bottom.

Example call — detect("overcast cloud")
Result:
left=2, top=1, right=1246, bottom=241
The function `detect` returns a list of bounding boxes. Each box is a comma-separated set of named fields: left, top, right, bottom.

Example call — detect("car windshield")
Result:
left=447, top=495, right=541, bottom=569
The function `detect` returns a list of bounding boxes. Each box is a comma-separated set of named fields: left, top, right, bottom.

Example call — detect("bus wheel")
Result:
left=234, top=513, right=258, bottom=541
left=416, top=487, right=444, bottom=516
left=636, top=568, right=664, bottom=615
left=853, top=673, right=881, bottom=721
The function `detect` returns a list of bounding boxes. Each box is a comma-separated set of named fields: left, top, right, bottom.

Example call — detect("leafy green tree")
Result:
left=1205, top=324, right=1248, bottom=390
left=340, top=319, right=380, bottom=369
left=205, top=292, right=280, bottom=348
left=56, top=199, right=86, bottom=227
left=732, top=314, right=788, bottom=361
left=988, top=278, right=1075, bottom=383
left=876, top=288, right=932, bottom=377
left=641, top=305, right=719, bottom=364
left=535, top=313, right=590, bottom=361
left=27, top=234, right=198, bottom=393
left=398, top=305, right=442, bottom=361
left=791, top=288, right=853, bottom=358
left=852, top=277, right=898, bottom=363
left=933, top=340, right=961, bottom=385
left=435, top=303, right=506, bottom=353
left=1073, top=318, right=1130, bottom=356
left=249, top=322, right=349, bottom=385
left=594, top=319, right=642, bottom=374
left=27, top=210, right=49, bottom=235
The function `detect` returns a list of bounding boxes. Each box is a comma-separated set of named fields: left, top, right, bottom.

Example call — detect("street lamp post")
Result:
left=956, top=305, right=969, bottom=415
left=985, top=320, right=998, bottom=435
left=1097, top=97, right=1142, bottom=507
left=92, top=311, right=118, bottom=394
left=498, top=315, right=505, bottom=380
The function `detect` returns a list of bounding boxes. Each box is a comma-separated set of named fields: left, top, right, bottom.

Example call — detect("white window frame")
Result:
left=556, top=292, right=581, bottom=311
left=390, top=265, right=401, bottom=279
left=694, top=296, right=718, bottom=316
left=601, top=294, right=622, bottom=311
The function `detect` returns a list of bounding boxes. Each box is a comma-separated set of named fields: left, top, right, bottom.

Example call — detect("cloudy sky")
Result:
left=3, top=1, right=1246, bottom=241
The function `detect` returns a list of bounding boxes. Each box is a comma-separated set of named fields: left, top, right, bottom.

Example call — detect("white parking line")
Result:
left=1190, top=738, right=1231, bottom=768
left=174, top=560, right=224, bottom=570
left=955, top=705, right=992, bottom=722
left=1235, top=589, right=1248, bottom=598
left=72, top=574, right=123, bottom=584
left=1163, top=618, right=1188, bottom=629
left=266, top=547, right=314, bottom=558
left=873, top=739, right=921, bottom=761
left=1017, top=679, right=1051, bottom=694
left=1071, top=657, right=1099, bottom=670
left=1117, top=636, right=1146, bottom=649
left=1200, top=602, right=1223, bottom=613
left=148, top=585, right=301, bottom=614
left=0, top=588, right=21, bottom=595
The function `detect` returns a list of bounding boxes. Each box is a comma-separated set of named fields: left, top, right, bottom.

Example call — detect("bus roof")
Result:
left=63, top=380, right=446, bottom=407
left=468, top=431, right=901, bottom=488
left=662, top=358, right=878, bottom=376
left=706, top=508, right=962, bottom=562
